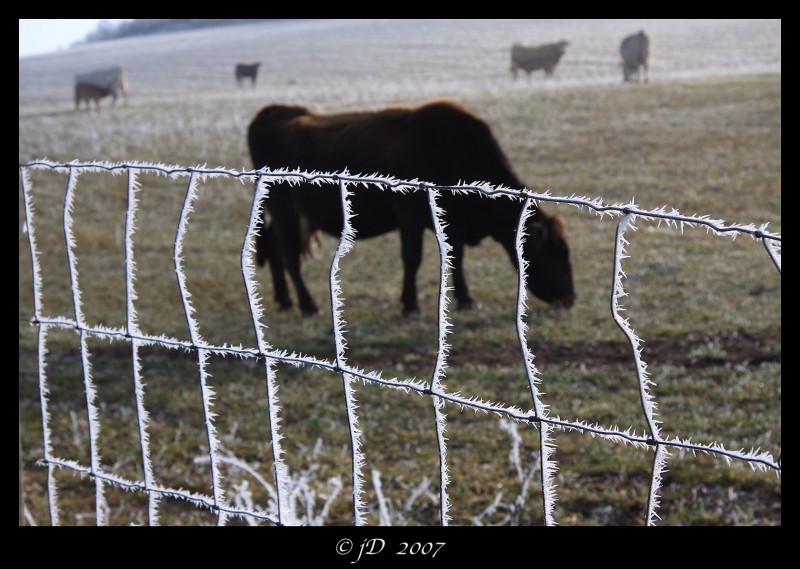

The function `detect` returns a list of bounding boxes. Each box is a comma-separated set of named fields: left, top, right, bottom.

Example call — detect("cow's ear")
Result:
left=552, top=214, right=568, bottom=239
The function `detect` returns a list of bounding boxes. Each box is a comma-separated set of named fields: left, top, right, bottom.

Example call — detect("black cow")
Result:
left=236, top=62, right=261, bottom=87
left=248, top=100, right=575, bottom=316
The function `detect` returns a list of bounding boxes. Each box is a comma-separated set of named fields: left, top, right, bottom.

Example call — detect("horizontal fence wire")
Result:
left=19, top=160, right=781, bottom=526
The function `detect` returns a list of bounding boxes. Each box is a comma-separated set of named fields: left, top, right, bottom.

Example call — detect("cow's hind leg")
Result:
left=452, top=241, right=478, bottom=310
left=400, top=226, right=424, bottom=316
left=277, top=219, right=319, bottom=316
left=270, top=255, right=294, bottom=310
left=286, top=255, right=319, bottom=316
left=257, top=222, right=294, bottom=310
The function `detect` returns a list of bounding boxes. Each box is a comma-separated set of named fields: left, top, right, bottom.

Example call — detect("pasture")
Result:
left=19, top=19, right=780, bottom=526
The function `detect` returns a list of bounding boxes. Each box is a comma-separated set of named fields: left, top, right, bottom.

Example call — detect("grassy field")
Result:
left=19, top=22, right=780, bottom=525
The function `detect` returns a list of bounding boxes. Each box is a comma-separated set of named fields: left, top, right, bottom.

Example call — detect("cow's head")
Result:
left=523, top=213, right=575, bottom=308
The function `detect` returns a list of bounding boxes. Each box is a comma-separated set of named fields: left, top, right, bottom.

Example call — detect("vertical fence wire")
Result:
left=62, top=169, right=108, bottom=524
left=37, top=326, right=59, bottom=525
left=427, top=187, right=453, bottom=526
left=514, top=199, right=559, bottom=526
left=610, top=213, right=666, bottom=525
left=124, top=168, right=160, bottom=525
left=329, top=178, right=367, bottom=525
left=20, top=168, right=61, bottom=525
left=174, top=171, right=228, bottom=525
left=764, top=237, right=781, bottom=274
left=242, top=177, right=290, bottom=524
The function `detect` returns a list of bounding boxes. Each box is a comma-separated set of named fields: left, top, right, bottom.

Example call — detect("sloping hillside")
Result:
left=20, top=19, right=781, bottom=113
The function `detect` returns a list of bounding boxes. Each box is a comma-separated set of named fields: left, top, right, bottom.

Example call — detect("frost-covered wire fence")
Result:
left=19, top=160, right=781, bottom=526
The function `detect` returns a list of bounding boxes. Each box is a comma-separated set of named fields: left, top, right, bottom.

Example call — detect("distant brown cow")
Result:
left=620, top=31, right=650, bottom=83
left=236, top=62, right=261, bottom=86
left=74, top=83, right=111, bottom=110
left=74, top=66, right=128, bottom=110
left=510, top=41, right=570, bottom=79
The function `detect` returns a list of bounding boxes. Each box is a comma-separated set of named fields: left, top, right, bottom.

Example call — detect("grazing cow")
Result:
left=248, top=100, right=575, bottom=316
left=510, top=41, right=570, bottom=79
left=620, top=31, right=650, bottom=83
left=236, top=62, right=261, bottom=86
left=74, top=66, right=128, bottom=110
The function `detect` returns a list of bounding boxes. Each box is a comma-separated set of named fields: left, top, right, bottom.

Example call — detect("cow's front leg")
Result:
left=452, top=241, right=478, bottom=310
left=400, top=226, right=424, bottom=316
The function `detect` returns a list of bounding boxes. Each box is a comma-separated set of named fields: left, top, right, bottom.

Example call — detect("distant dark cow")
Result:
left=236, top=62, right=261, bottom=86
left=510, top=41, right=570, bottom=79
left=248, top=100, right=575, bottom=316
left=620, top=31, right=650, bottom=83
left=74, top=66, right=128, bottom=110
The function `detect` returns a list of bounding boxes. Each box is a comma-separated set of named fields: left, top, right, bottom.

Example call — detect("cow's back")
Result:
left=252, top=101, right=524, bottom=186
left=621, top=31, right=649, bottom=65
left=405, top=101, right=522, bottom=186
left=249, top=104, right=415, bottom=179
left=510, top=42, right=569, bottom=76
left=249, top=104, right=405, bottom=237
left=248, top=100, right=526, bottom=238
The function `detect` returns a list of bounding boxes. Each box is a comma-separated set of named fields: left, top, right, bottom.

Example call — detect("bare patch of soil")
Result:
left=348, top=329, right=781, bottom=372
left=19, top=327, right=780, bottom=377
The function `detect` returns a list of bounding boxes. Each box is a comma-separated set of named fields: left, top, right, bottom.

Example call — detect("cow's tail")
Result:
left=255, top=214, right=321, bottom=267
left=300, top=216, right=323, bottom=260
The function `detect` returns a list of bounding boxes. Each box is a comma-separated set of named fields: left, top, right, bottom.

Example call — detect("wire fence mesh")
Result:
left=19, top=160, right=781, bottom=526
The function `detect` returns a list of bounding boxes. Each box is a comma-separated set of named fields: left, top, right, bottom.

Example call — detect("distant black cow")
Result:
left=248, top=100, right=575, bottom=316
left=236, top=62, right=261, bottom=86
